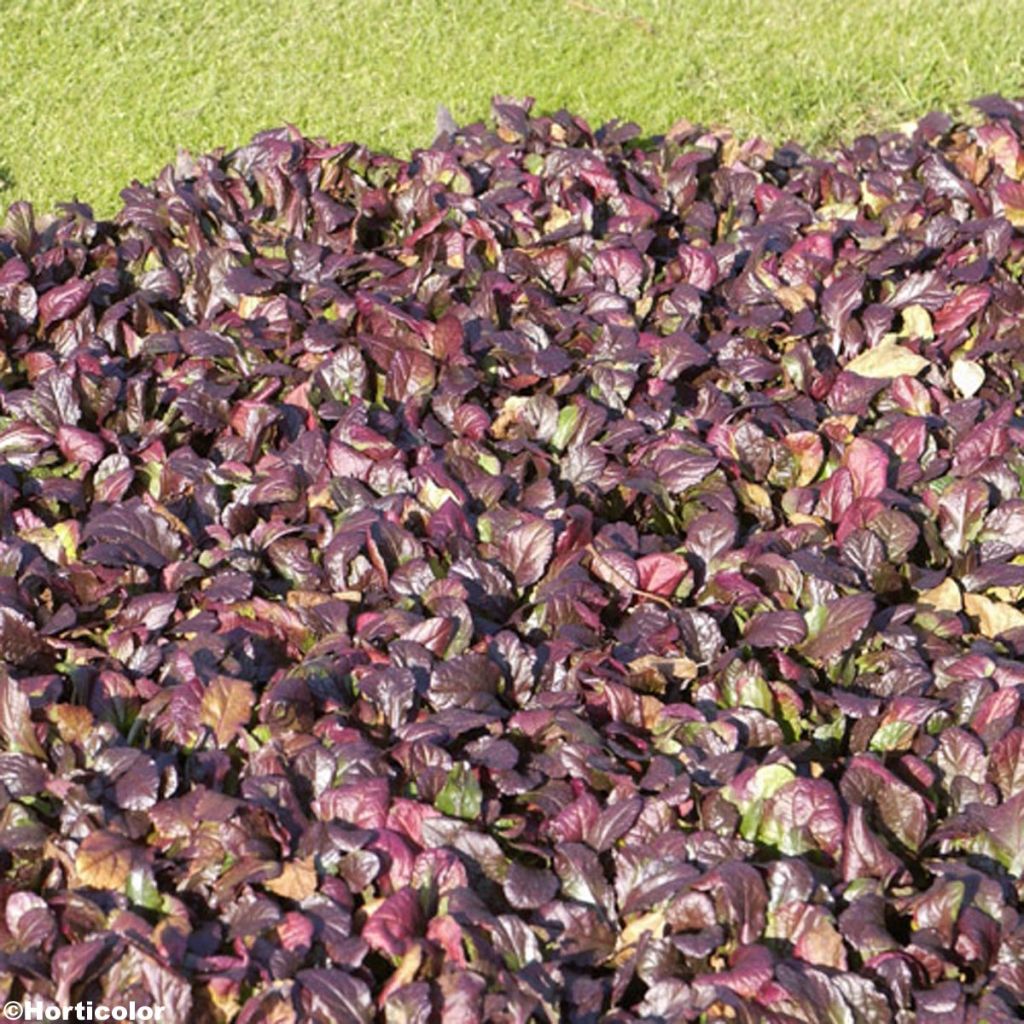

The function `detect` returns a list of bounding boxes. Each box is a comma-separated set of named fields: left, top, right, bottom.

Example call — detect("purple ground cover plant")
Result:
left=2, top=94, right=1024, bottom=1021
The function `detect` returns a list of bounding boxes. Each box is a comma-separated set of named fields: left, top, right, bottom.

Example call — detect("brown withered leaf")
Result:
left=200, top=675, right=255, bottom=746
left=265, top=857, right=318, bottom=901
left=75, top=832, right=140, bottom=890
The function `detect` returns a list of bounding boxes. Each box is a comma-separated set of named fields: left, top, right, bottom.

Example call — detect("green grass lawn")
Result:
left=2, top=0, right=1023, bottom=217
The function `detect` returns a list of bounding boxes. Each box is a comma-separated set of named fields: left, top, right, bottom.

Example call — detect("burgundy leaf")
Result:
left=501, top=518, right=555, bottom=588
left=38, top=278, right=91, bottom=328
left=744, top=611, right=807, bottom=648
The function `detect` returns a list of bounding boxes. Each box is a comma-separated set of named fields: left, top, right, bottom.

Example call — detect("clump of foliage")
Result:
left=3, top=95, right=1024, bottom=1021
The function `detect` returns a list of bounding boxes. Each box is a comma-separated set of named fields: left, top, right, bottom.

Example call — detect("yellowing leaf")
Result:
left=53, top=521, right=79, bottom=561
left=612, top=908, right=668, bottom=964
left=627, top=655, right=698, bottom=681
left=787, top=512, right=827, bottom=528
left=736, top=480, right=772, bottom=511
left=265, top=857, right=318, bottom=901
left=845, top=340, right=930, bottom=379
left=489, top=396, right=529, bottom=440
left=918, top=577, right=962, bottom=612
left=783, top=431, right=824, bottom=486
left=951, top=359, right=985, bottom=398
left=417, top=477, right=459, bottom=511
left=207, top=986, right=243, bottom=1023
left=387, top=944, right=426, bottom=990
left=775, top=285, right=810, bottom=314
left=543, top=205, right=573, bottom=233
left=18, top=526, right=72, bottom=566
left=286, top=589, right=334, bottom=610
left=816, top=202, right=860, bottom=222
left=48, top=703, right=95, bottom=745
left=200, top=675, right=255, bottom=746
left=964, top=592, right=1024, bottom=637
left=75, top=832, right=139, bottom=890
left=307, top=487, right=337, bottom=512
left=900, top=304, right=934, bottom=340
left=237, top=295, right=263, bottom=318
left=641, top=694, right=666, bottom=730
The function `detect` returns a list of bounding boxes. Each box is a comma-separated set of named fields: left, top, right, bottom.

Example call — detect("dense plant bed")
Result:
left=2, top=95, right=1024, bottom=1022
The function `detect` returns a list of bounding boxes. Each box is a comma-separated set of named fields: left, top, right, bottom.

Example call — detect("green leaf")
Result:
left=477, top=451, right=501, bottom=475
left=435, top=763, right=483, bottom=820
left=723, top=763, right=796, bottom=841
left=869, top=720, right=917, bottom=752
left=551, top=406, right=580, bottom=451
left=125, top=863, right=162, bottom=910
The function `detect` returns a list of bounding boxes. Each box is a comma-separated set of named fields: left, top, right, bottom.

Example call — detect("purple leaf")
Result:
left=822, top=271, right=865, bottom=332
left=38, top=277, right=91, bottom=328
left=938, top=478, right=990, bottom=556
left=83, top=500, right=183, bottom=568
left=844, top=438, right=889, bottom=499
left=841, top=755, right=929, bottom=852
left=296, top=970, right=373, bottom=1024
left=503, top=862, right=560, bottom=910
left=361, top=888, right=424, bottom=957
left=744, top=611, right=807, bottom=648
left=801, top=594, right=875, bottom=663
left=500, top=518, right=555, bottom=588
left=5, top=891, right=57, bottom=949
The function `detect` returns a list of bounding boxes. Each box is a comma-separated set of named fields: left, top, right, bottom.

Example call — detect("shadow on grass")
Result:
left=0, top=160, right=16, bottom=209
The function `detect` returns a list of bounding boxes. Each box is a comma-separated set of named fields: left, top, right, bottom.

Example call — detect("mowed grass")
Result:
left=1, top=0, right=1024, bottom=217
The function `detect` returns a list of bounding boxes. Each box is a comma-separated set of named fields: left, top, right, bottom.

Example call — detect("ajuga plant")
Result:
left=3, top=95, right=1024, bottom=1022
